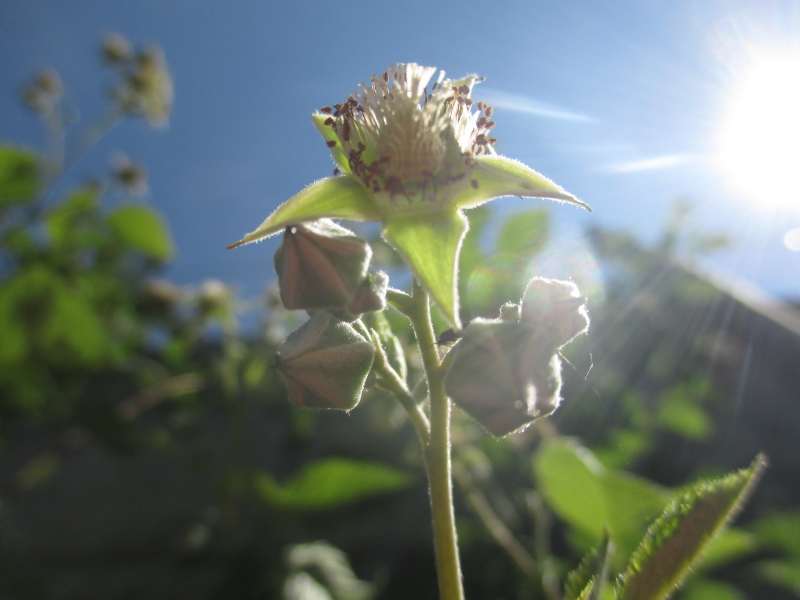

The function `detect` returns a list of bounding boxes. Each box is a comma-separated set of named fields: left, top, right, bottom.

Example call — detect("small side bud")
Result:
left=444, top=319, right=563, bottom=437
left=275, top=312, right=375, bottom=410
left=274, top=219, right=372, bottom=311
left=520, top=277, right=589, bottom=347
left=347, top=270, right=388, bottom=315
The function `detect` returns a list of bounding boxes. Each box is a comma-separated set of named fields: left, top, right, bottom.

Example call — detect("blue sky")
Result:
left=2, top=0, right=799, bottom=305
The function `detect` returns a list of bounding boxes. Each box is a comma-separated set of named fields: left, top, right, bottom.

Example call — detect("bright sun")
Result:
left=715, top=51, right=800, bottom=211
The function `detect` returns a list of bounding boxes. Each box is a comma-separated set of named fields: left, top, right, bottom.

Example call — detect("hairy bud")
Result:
left=275, top=312, right=375, bottom=410
left=274, top=220, right=372, bottom=311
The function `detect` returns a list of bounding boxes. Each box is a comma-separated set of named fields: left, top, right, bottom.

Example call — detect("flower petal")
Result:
left=452, top=155, right=591, bottom=211
left=227, top=175, right=380, bottom=249
left=381, top=209, right=468, bottom=328
left=312, top=114, right=352, bottom=174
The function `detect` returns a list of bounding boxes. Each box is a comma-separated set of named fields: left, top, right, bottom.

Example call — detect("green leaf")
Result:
left=452, top=154, right=590, bottom=211
left=382, top=208, right=469, bottom=328
left=679, top=578, right=745, bottom=600
left=45, top=188, right=99, bottom=247
left=752, top=509, right=800, bottom=556
left=534, top=439, right=610, bottom=540
left=253, top=457, right=412, bottom=510
left=534, top=439, right=668, bottom=558
left=694, top=528, right=756, bottom=573
left=565, top=530, right=613, bottom=600
left=615, top=454, right=766, bottom=600
left=0, top=145, right=38, bottom=203
left=495, top=209, right=549, bottom=259
left=228, top=175, right=380, bottom=248
left=107, top=204, right=174, bottom=261
left=756, top=557, right=800, bottom=594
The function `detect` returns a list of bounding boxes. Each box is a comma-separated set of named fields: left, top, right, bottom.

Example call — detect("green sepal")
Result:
left=227, top=175, right=380, bottom=248
left=381, top=209, right=468, bottom=328
left=615, top=454, right=766, bottom=600
left=452, top=155, right=591, bottom=211
left=312, top=114, right=353, bottom=175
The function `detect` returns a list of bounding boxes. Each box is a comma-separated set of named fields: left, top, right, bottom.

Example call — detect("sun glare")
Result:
left=715, top=51, right=800, bottom=211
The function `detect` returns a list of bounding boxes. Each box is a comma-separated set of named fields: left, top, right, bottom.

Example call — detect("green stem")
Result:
left=406, top=281, right=464, bottom=600
left=365, top=327, right=431, bottom=446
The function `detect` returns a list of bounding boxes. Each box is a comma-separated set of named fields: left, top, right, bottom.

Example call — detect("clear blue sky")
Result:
left=2, top=0, right=799, bottom=304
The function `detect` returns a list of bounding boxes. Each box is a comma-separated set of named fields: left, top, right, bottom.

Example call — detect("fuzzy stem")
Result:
left=406, top=281, right=464, bottom=600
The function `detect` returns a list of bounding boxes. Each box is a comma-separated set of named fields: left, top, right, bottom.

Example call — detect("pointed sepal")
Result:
left=381, top=209, right=468, bottom=328
left=452, top=155, right=590, bottom=211
left=227, top=175, right=380, bottom=249
left=312, top=114, right=353, bottom=175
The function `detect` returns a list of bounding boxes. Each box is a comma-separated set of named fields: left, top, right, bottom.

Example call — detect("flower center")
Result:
left=320, top=63, right=498, bottom=215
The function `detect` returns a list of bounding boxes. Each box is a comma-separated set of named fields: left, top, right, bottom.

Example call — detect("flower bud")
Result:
left=347, top=270, right=388, bottom=315
left=102, top=32, right=133, bottom=65
left=444, top=319, right=563, bottom=437
left=275, top=312, right=375, bottom=410
left=520, top=277, right=589, bottom=347
left=274, top=220, right=372, bottom=311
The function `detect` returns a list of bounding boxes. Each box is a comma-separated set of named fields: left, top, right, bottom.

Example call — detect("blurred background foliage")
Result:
left=1, top=36, right=800, bottom=600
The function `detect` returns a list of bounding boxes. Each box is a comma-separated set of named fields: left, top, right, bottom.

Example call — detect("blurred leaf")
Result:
left=534, top=439, right=609, bottom=540
left=0, top=145, right=38, bottom=203
left=284, top=573, right=334, bottom=600
left=565, top=530, right=613, bottom=600
left=45, top=188, right=99, bottom=247
left=602, top=471, right=670, bottom=559
left=615, top=454, right=765, bottom=600
left=254, top=457, right=412, bottom=510
left=466, top=254, right=525, bottom=318
left=756, top=558, right=800, bottom=595
left=656, top=395, right=712, bottom=440
left=680, top=578, right=745, bottom=600
left=752, top=510, right=800, bottom=556
left=694, top=528, right=756, bottom=572
left=495, top=208, right=549, bottom=259
left=534, top=439, right=668, bottom=559
left=108, top=204, right=174, bottom=261
left=284, top=541, right=375, bottom=600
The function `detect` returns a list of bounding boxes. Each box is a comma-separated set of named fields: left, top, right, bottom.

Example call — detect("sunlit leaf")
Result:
left=0, top=145, right=38, bottom=203
left=615, top=454, right=766, bottom=600
left=253, top=457, right=412, bottom=510
left=108, top=204, right=174, bottom=261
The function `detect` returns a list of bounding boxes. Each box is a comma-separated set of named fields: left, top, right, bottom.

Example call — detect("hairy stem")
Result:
left=406, top=281, right=464, bottom=600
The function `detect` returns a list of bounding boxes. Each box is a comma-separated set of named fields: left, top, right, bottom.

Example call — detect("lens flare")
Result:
left=715, top=51, right=800, bottom=211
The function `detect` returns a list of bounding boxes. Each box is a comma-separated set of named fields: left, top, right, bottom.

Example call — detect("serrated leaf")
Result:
left=108, top=204, right=174, bottom=261
left=565, top=530, right=613, bottom=600
left=615, top=454, right=766, bottom=600
left=253, top=457, right=412, bottom=510
left=0, top=145, right=38, bottom=203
